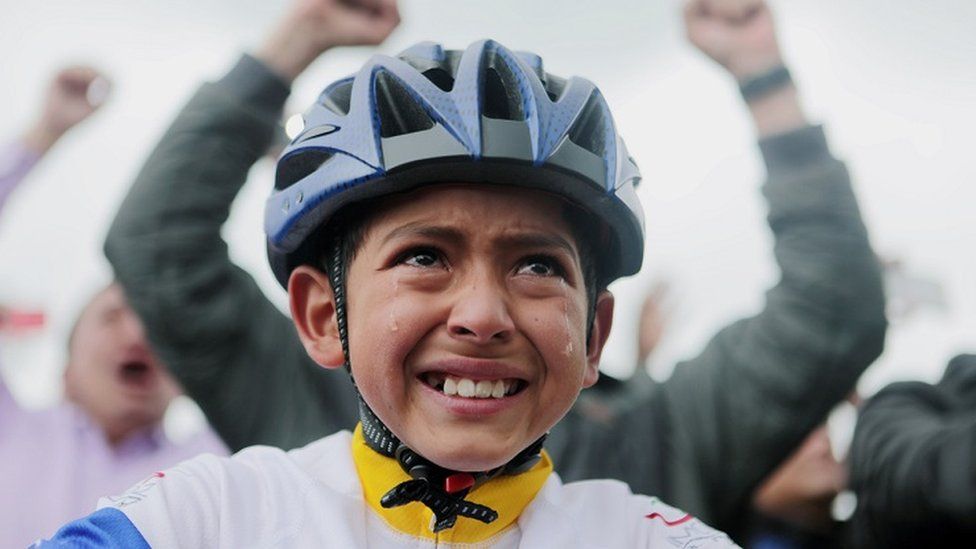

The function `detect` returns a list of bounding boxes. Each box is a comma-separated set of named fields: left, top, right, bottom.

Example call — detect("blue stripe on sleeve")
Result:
left=30, top=508, right=151, bottom=548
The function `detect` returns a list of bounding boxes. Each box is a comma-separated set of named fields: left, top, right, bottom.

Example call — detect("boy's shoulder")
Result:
left=143, top=429, right=357, bottom=495
left=93, top=430, right=361, bottom=547
left=518, top=475, right=739, bottom=548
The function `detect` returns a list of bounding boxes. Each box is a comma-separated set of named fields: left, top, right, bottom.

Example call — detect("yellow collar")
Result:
left=351, top=424, right=553, bottom=544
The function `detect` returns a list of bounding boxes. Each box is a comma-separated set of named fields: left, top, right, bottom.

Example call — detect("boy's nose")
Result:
left=447, top=282, right=515, bottom=345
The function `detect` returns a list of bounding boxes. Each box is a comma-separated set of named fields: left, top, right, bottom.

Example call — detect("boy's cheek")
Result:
left=517, top=304, right=589, bottom=379
left=349, top=305, right=432, bottom=371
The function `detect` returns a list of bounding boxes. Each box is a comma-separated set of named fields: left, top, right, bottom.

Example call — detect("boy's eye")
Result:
left=516, top=256, right=563, bottom=277
left=399, top=248, right=443, bottom=268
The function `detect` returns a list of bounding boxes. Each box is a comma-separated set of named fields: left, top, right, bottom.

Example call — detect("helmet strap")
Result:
left=328, top=235, right=352, bottom=375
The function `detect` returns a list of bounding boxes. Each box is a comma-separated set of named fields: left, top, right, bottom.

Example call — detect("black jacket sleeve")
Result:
left=104, top=56, right=359, bottom=451
left=653, top=126, right=887, bottom=530
left=848, top=353, right=976, bottom=548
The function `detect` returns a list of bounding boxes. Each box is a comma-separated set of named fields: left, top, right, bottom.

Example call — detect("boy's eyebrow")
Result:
left=382, top=222, right=577, bottom=257
left=494, top=233, right=578, bottom=258
left=381, top=223, right=465, bottom=247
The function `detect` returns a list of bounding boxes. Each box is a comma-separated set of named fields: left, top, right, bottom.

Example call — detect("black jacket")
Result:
left=849, top=353, right=976, bottom=547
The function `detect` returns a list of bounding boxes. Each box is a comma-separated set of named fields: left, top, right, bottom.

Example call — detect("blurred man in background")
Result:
left=0, top=283, right=227, bottom=547
left=0, top=69, right=227, bottom=547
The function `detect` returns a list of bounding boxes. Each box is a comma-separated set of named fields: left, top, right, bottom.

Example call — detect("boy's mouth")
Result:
left=422, top=373, right=525, bottom=399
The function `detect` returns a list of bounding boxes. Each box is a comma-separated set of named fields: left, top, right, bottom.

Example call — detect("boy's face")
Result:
left=291, top=185, right=614, bottom=472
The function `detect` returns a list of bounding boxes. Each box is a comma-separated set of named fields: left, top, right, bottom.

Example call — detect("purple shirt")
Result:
left=0, top=141, right=41, bottom=216
left=0, top=381, right=228, bottom=547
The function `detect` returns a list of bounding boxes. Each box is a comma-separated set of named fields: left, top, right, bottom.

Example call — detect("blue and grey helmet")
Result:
left=266, top=39, right=644, bottom=287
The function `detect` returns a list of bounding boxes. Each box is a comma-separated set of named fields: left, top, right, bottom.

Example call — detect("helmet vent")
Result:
left=275, top=150, right=335, bottom=190
left=567, top=92, right=609, bottom=158
left=482, top=59, right=526, bottom=121
left=544, top=74, right=567, bottom=102
left=320, top=79, right=353, bottom=115
left=422, top=68, right=455, bottom=92
left=374, top=71, right=436, bottom=138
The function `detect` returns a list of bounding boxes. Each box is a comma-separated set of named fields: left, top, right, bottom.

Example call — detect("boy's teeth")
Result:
left=491, top=380, right=506, bottom=398
left=475, top=380, right=493, bottom=398
left=443, top=377, right=457, bottom=396
left=457, top=378, right=476, bottom=398
left=437, top=376, right=517, bottom=399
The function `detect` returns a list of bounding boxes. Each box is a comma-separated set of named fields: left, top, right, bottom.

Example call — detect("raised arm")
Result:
left=2, top=66, right=106, bottom=411
left=103, top=0, right=399, bottom=451
left=654, top=0, right=886, bottom=529
left=1, top=66, right=108, bottom=215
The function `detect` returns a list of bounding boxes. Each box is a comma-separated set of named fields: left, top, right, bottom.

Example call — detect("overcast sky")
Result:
left=2, top=0, right=975, bottom=410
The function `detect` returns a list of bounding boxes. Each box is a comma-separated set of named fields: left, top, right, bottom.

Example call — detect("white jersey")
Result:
left=40, top=430, right=738, bottom=548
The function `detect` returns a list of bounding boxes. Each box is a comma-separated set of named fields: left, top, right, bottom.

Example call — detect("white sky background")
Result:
left=1, top=0, right=975, bottom=411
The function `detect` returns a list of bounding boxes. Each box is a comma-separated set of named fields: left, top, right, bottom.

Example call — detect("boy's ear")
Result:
left=582, top=290, right=615, bottom=388
left=288, top=265, right=346, bottom=369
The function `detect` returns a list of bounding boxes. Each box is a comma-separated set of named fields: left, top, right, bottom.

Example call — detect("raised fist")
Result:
left=258, top=0, right=400, bottom=82
left=296, top=0, right=400, bottom=49
left=683, top=0, right=783, bottom=80
left=40, top=66, right=110, bottom=138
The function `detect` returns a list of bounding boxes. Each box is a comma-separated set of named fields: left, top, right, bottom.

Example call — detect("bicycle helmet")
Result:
left=266, top=39, right=644, bottom=287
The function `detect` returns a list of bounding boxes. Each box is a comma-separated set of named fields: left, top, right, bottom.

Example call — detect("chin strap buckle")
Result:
left=380, top=478, right=498, bottom=533
left=358, top=397, right=547, bottom=533
left=444, top=473, right=476, bottom=494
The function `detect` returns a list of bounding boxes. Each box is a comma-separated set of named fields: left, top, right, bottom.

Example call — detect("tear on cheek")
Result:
left=562, top=298, right=576, bottom=356
left=387, top=280, right=400, bottom=332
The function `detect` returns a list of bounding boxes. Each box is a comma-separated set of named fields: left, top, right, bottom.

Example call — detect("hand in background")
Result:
left=637, top=281, right=672, bottom=366
left=24, top=66, right=110, bottom=153
left=684, top=0, right=805, bottom=136
left=752, top=426, right=845, bottom=532
left=683, top=0, right=783, bottom=81
left=258, top=0, right=401, bottom=83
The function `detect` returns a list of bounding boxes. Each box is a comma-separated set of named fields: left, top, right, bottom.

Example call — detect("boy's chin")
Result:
left=410, top=436, right=526, bottom=473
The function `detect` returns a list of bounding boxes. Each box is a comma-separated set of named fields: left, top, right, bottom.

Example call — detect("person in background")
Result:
left=747, top=425, right=846, bottom=548
left=631, top=284, right=846, bottom=549
left=103, top=0, right=885, bottom=541
left=0, top=283, right=227, bottom=547
left=0, top=68, right=227, bottom=548
left=848, top=353, right=976, bottom=548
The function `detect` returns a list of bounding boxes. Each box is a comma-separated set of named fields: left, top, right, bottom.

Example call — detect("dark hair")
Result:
left=311, top=196, right=606, bottom=343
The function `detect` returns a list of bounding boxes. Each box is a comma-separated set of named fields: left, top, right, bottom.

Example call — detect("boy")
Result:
left=41, top=40, right=737, bottom=547
left=104, top=0, right=886, bottom=540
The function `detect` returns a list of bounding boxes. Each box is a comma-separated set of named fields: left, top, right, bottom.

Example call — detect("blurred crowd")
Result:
left=1, top=0, right=972, bottom=547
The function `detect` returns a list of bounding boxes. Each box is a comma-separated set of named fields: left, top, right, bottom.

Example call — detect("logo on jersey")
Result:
left=644, top=500, right=736, bottom=547
left=105, top=471, right=165, bottom=507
